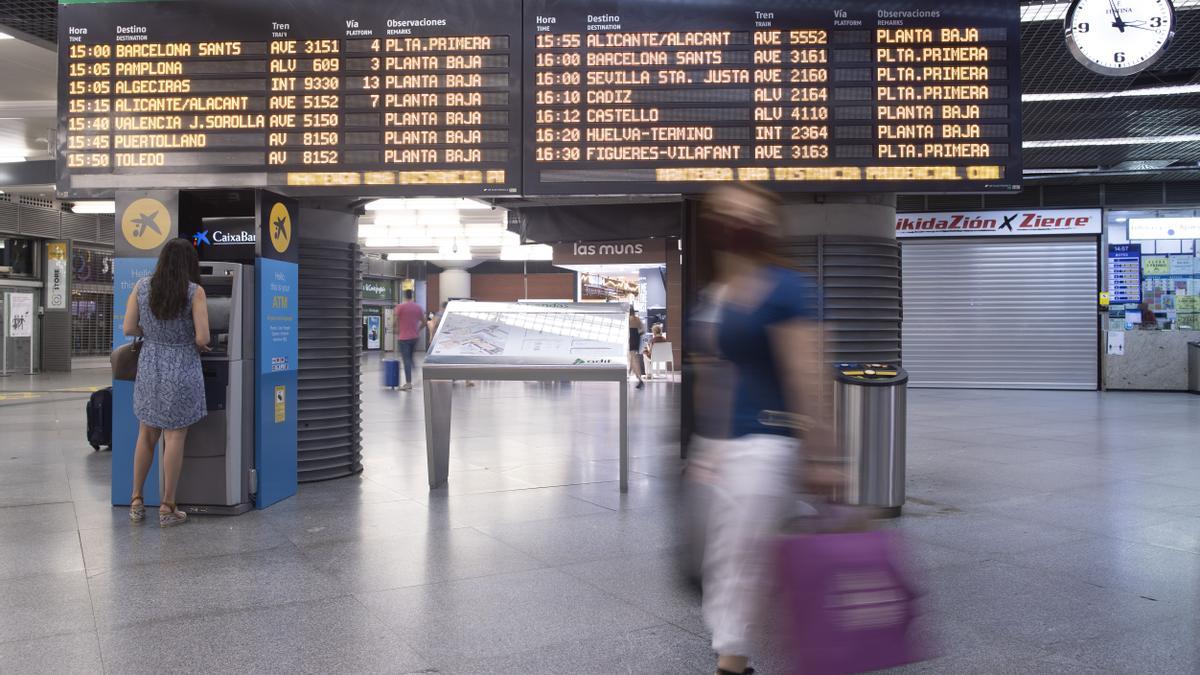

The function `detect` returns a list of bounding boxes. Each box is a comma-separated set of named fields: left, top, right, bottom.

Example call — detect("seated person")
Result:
left=642, top=325, right=669, bottom=377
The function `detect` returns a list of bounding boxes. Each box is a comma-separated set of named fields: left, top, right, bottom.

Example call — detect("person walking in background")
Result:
left=689, top=183, right=838, bottom=675
left=628, top=306, right=646, bottom=389
left=393, top=289, right=425, bottom=391
left=122, top=238, right=210, bottom=527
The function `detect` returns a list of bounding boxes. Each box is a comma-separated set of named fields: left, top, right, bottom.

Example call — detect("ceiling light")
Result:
left=386, top=253, right=418, bottom=261
left=1024, top=84, right=1200, bottom=103
left=0, top=31, right=13, bottom=40
left=364, top=198, right=492, bottom=211
left=70, top=201, right=116, bottom=214
left=500, top=244, right=554, bottom=261
left=0, top=154, right=26, bottom=163
left=1024, top=135, right=1200, bottom=149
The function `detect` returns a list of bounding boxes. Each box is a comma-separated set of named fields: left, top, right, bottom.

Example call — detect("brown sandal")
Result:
left=129, top=497, right=145, bottom=523
left=159, top=502, right=188, bottom=527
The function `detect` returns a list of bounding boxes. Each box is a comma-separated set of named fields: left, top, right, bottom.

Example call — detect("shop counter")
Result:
left=1104, top=329, right=1200, bottom=391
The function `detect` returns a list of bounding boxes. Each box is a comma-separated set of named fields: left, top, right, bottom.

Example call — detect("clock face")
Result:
left=1065, top=0, right=1176, bottom=75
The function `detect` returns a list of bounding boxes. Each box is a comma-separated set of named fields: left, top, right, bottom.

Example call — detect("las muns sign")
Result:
left=896, top=209, right=1102, bottom=237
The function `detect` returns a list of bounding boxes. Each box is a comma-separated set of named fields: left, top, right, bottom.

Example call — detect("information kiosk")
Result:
left=422, top=302, right=630, bottom=491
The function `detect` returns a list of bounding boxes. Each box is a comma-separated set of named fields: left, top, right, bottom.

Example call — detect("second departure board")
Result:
left=523, top=0, right=1022, bottom=195
left=57, top=0, right=522, bottom=198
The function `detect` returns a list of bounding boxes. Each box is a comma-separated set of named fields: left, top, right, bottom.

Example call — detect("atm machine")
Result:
left=169, top=261, right=256, bottom=514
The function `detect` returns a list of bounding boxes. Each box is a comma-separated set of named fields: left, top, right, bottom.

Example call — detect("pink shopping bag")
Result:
left=775, top=529, right=922, bottom=674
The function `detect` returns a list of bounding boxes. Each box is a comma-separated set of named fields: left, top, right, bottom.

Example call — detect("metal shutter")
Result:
left=901, top=238, right=1098, bottom=390
left=297, top=238, right=363, bottom=482
left=779, top=235, right=902, bottom=364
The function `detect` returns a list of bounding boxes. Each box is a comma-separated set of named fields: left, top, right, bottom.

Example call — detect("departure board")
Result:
left=57, top=0, right=522, bottom=198
left=523, top=0, right=1022, bottom=195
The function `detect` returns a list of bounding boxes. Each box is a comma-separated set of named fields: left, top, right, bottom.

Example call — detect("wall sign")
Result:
left=553, top=238, right=668, bottom=265
left=1107, top=243, right=1141, bottom=305
left=362, top=280, right=394, bottom=302
left=1128, top=217, right=1200, bottom=240
left=46, top=242, right=69, bottom=310
left=896, top=209, right=1102, bottom=237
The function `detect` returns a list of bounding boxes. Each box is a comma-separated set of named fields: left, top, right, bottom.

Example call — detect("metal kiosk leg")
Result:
left=619, top=379, right=628, bottom=493
left=423, top=379, right=453, bottom=489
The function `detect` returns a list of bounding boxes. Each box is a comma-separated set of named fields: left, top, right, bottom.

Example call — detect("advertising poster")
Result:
left=46, top=242, right=68, bottom=310
left=7, top=293, right=34, bottom=338
left=255, top=255, right=298, bottom=509
left=366, top=315, right=382, bottom=350
left=258, top=257, right=298, bottom=375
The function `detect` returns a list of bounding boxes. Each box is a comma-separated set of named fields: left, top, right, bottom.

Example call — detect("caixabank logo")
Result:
left=120, top=197, right=171, bottom=250
left=269, top=202, right=292, bottom=254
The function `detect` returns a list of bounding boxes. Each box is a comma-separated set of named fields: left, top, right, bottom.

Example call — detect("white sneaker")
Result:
left=401, top=383, right=412, bottom=391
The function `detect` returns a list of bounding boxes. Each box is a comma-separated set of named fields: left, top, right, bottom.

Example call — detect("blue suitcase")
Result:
left=383, top=360, right=401, bottom=389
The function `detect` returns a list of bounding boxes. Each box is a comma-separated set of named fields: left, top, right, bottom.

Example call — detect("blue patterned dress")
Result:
left=133, top=280, right=207, bottom=429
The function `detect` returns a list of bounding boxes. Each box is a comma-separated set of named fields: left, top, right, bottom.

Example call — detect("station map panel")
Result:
left=57, top=0, right=522, bottom=198
left=523, top=0, right=1022, bottom=194
left=58, top=0, right=1021, bottom=198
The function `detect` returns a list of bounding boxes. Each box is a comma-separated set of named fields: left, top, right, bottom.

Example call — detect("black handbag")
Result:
left=111, top=339, right=142, bottom=381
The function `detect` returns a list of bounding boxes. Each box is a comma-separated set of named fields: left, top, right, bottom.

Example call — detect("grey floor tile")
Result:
left=86, top=545, right=344, bottom=631
left=996, top=534, right=1200, bottom=604
left=0, top=571, right=95, bottom=643
left=561, top=550, right=705, bottom=635
left=367, top=467, right=538, bottom=498
left=0, top=477, right=74, bottom=508
left=0, top=501, right=80, bottom=536
left=0, top=529, right=84, bottom=580
left=98, top=596, right=429, bottom=675
left=0, top=631, right=103, bottom=675
left=298, top=526, right=546, bottom=593
left=419, top=487, right=614, bottom=527
left=924, top=560, right=1181, bottom=648
left=263, top=497, right=440, bottom=546
left=440, top=624, right=712, bottom=675
left=357, top=568, right=662, bottom=663
left=79, top=511, right=293, bottom=572
left=892, top=510, right=1094, bottom=557
left=563, top=473, right=683, bottom=513
left=1039, top=616, right=1200, bottom=674
left=474, top=509, right=683, bottom=566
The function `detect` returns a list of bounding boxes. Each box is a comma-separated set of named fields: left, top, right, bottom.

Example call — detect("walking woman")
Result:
left=627, top=306, right=645, bottom=389
left=122, top=238, right=210, bottom=526
left=689, top=183, right=838, bottom=675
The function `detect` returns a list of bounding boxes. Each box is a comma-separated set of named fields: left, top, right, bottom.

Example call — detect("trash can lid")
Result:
left=835, top=363, right=909, bottom=386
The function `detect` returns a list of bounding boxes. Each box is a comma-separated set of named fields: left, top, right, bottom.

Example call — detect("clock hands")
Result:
left=1109, top=0, right=1126, bottom=32
left=1120, top=20, right=1159, bottom=32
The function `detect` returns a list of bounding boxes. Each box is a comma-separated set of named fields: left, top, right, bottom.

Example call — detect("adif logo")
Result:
left=573, top=242, right=644, bottom=256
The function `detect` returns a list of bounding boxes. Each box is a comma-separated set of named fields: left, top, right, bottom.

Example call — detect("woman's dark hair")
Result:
left=148, top=238, right=201, bottom=320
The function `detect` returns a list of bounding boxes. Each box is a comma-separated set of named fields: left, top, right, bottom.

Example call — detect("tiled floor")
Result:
left=1, top=359, right=1198, bottom=674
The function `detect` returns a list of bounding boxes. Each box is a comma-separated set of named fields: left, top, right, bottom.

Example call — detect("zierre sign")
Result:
left=553, top=238, right=668, bottom=265
left=896, top=209, right=1103, bottom=238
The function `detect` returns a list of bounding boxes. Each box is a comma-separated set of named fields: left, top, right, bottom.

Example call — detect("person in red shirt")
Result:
left=393, top=290, right=425, bottom=390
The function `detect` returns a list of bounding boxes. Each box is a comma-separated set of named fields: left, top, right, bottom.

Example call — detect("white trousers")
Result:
left=699, top=434, right=799, bottom=657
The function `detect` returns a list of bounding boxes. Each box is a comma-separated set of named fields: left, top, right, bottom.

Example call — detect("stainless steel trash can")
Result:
left=1189, top=342, right=1200, bottom=395
left=834, top=363, right=908, bottom=517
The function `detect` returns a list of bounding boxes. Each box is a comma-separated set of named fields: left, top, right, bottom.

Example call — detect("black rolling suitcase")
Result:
left=86, top=387, right=113, bottom=451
